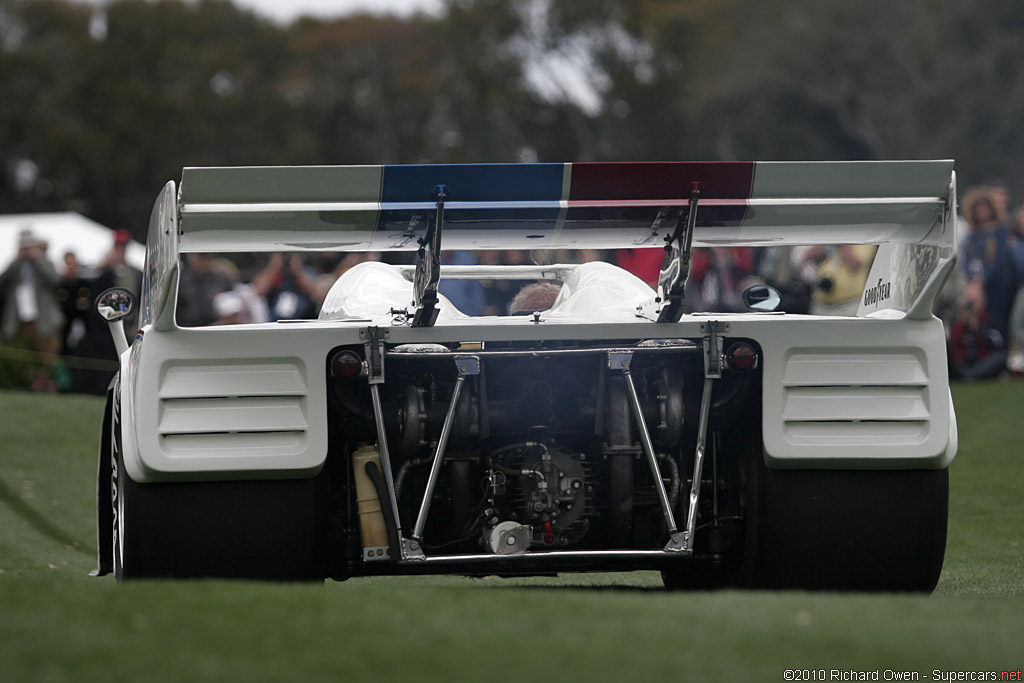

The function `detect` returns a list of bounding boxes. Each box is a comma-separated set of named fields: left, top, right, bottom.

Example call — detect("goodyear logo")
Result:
left=863, top=278, right=892, bottom=307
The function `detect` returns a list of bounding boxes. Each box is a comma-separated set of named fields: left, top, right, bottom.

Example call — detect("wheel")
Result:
left=661, top=426, right=949, bottom=592
left=744, top=457, right=949, bottom=592
left=91, top=385, right=116, bottom=578
left=110, top=394, right=327, bottom=581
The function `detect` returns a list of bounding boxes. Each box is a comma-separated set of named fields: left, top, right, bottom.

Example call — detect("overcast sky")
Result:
left=231, top=0, right=443, bottom=23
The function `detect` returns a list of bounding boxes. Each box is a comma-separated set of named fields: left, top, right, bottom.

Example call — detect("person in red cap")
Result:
left=97, top=228, right=142, bottom=333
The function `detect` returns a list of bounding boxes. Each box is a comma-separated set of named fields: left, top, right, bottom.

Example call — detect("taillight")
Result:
left=331, top=350, right=364, bottom=379
left=726, top=342, right=757, bottom=371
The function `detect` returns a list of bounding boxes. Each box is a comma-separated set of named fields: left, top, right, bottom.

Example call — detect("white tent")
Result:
left=0, top=212, right=145, bottom=274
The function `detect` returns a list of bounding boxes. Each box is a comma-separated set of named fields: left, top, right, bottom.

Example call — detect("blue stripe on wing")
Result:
left=375, top=164, right=568, bottom=249
left=380, top=163, right=567, bottom=202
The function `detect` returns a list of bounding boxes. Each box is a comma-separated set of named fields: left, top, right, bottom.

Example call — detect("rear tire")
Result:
left=744, top=458, right=948, bottom=592
left=662, top=431, right=948, bottom=592
left=111, top=397, right=326, bottom=581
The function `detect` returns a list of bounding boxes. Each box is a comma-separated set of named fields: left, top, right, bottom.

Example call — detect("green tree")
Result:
left=2, top=0, right=301, bottom=234
left=4, top=0, right=1024, bottom=237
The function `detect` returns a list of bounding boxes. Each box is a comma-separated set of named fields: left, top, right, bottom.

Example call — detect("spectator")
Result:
left=616, top=248, right=663, bottom=290
left=959, top=187, right=1017, bottom=342
left=0, top=229, right=65, bottom=391
left=508, top=282, right=561, bottom=315
left=334, top=252, right=380, bottom=279
left=57, top=250, right=91, bottom=355
left=934, top=263, right=968, bottom=336
left=312, top=274, right=336, bottom=314
left=177, top=253, right=233, bottom=327
left=212, top=283, right=270, bottom=325
left=54, top=249, right=121, bottom=395
left=949, top=282, right=1007, bottom=380
left=95, top=228, right=143, bottom=335
left=213, top=291, right=244, bottom=325
left=437, top=251, right=485, bottom=315
left=1008, top=288, right=1024, bottom=377
left=479, top=250, right=527, bottom=316
left=1010, top=206, right=1024, bottom=283
left=62, top=250, right=80, bottom=278
left=686, top=247, right=754, bottom=312
left=252, top=253, right=318, bottom=321
left=1008, top=208, right=1024, bottom=376
left=97, top=229, right=142, bottom=292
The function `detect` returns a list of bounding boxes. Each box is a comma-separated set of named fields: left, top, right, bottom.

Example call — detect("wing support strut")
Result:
left=656, top=184, right=700, bottom=323
left=411, top=184, right=447, bottom=327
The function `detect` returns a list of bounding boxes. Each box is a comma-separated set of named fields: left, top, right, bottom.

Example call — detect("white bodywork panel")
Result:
left=120, top=326, right=328, bottom=482
left=756, top=316, right=954, bottom=469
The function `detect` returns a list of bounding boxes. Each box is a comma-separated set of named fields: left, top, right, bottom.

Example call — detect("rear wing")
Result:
left=140, top=161, right=956, bottom=328
left=174, top=161, right=955, bottom=252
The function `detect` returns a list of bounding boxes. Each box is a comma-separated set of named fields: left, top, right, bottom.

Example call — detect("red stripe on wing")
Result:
left=567, top=162, right=755, bottom=202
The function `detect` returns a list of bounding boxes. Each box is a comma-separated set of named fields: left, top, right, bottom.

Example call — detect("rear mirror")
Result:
left=95, top=287, right=136, bottom=322
left=742, top=284, right=782, bottom=312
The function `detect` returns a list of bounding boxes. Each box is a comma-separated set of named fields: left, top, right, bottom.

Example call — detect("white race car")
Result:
left=94, top=161, right=957, bottom=590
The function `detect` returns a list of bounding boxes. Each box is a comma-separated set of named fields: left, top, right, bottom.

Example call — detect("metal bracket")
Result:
left=358, top=326, right=391, bottom=341
left=607, top=350, right=632, bottom=372
left=411, top=355, right=480, bottom=544
left=454, top=355, right=481, bottom=376
left=361, top=326, right=390, bottom=384
left=363, top=546, right=391, bottom=562
left=402, top=537, right=426, bottom=561
left=701, top=320, right=726, bottom=379
left=411, top=184, right=447, bottom=328
left=663, top=533, right=688, bottom=553
left=656, top=184, right=701, bottom=323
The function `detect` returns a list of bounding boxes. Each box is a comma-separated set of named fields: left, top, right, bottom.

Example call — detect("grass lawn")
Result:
left=0, top=383, right=1021, bottom=682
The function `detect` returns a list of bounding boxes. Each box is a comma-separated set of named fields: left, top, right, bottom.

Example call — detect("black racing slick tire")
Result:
left=743, top=458, right=949, bottom=592
left=110, top=393, right=326, bottom=581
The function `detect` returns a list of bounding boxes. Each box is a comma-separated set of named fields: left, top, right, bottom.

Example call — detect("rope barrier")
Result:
left=0, top=344, right=119, bottom=372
